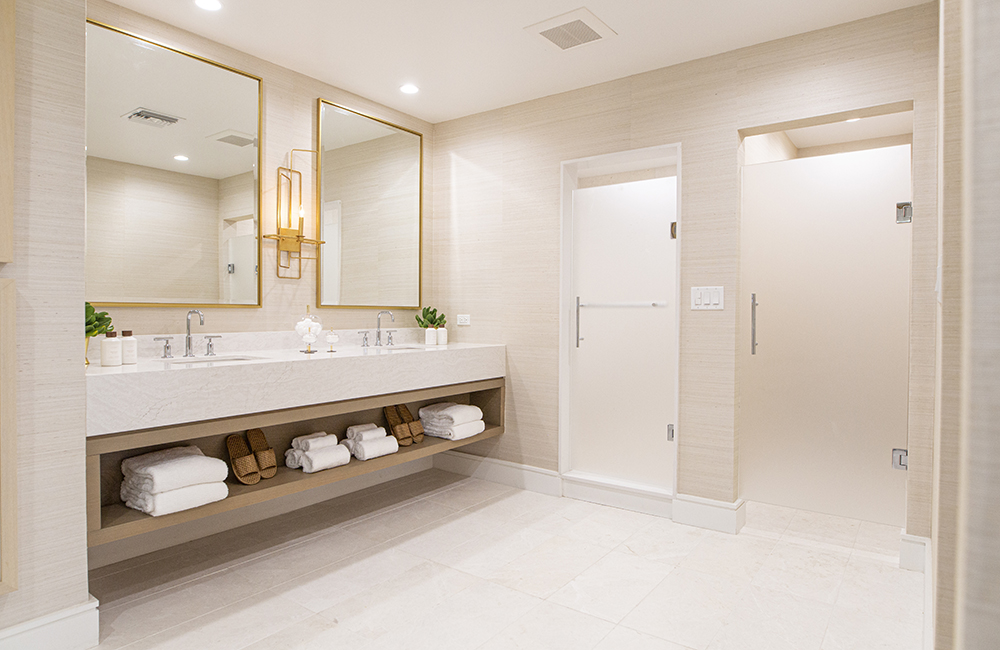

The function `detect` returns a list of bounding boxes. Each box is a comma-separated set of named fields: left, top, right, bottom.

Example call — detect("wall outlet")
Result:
left=457, top=314, right=471, bottom=326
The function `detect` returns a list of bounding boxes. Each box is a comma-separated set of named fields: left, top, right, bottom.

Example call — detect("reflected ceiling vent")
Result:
left=527, top=7, right=617, bottom=52
left=209, top=129, right=257, bottom=147
left=122, top=108, right=181, bottom=128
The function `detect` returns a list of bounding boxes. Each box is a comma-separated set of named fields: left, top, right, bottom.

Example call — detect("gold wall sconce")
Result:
left=264, top=148, right=324, bottom=279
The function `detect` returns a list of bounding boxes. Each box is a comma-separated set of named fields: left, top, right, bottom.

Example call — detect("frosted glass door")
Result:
left=570, top=177, right=677, bottom=491
left=740, top=145, right=911, bottom=525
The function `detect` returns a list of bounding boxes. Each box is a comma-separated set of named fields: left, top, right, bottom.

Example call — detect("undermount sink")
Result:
left=166, top=355, right=264, bottom=365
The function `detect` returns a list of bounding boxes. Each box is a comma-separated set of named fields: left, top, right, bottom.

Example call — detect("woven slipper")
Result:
left=226, top=434, right=261, bottom=485
left=246, top=428, right=277, bottom=479
left=383, top=405, right=413, bottom=446
left=397, top=404, right=424, bottom=443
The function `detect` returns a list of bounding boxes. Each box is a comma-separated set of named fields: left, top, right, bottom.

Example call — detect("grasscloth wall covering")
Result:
left=430, top=5, right=938, bottom=513
left=87, top=0, right=432, bottom=332
left=0, top=0, right=92, bottom=630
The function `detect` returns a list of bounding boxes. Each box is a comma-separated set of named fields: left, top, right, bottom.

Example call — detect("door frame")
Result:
left=558, top=143, right=683, bottom=500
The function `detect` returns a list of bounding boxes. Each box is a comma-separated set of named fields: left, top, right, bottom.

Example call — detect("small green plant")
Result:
left=415, top=306, right=446, bottom=329
left=86, top=302, right=114, bottom=338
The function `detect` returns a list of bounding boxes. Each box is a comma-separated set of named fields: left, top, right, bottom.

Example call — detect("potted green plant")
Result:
left=415, top=307, right=447, bottom=345
left=85, top=302, right=113, bottom=365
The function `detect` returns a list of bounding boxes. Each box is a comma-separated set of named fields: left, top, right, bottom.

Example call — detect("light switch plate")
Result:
left=691, top=287, right=724, bottom=310
left=457, top=314, right=471, bottom=326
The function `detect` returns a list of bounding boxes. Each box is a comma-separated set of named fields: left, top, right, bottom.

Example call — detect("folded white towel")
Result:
left=292, top=432, right=329, bottom=450
left=285, top=448, right=305, bottom=469
left=122, top=482, right=228, bottom=517
left=345, top=423, right=379, bottom=439
left=121, top=445, right=203, bottom=475
left=301, top=444, right=352, bottom=473
left=122, top=454, right=228, bottom=494
left=423, top=419, right=486, bottom=441
left=418, top=403, right=484, bottom=427
left=349, top=436, right=399, bottom=461
left=348, top=426, right=388, bottom=442
left=298, top=434, right=340, bottom=452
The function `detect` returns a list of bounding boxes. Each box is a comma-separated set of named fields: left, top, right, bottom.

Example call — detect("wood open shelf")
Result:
left=87, top=377, right=504, bottom=547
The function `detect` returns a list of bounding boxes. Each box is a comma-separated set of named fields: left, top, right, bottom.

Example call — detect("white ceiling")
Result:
left=105, top=0, right=926, bottom=124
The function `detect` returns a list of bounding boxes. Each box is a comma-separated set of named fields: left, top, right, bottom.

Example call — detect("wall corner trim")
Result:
left=900, top=533, right=931, bottom=573
left=672, top=493, right=746, bottom=534
left=0, top=596, right=99, bottom=650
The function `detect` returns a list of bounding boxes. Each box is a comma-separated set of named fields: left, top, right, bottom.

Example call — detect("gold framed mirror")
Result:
left=85, top=21, right=262, bottom=308
left=316, top=99, right=422, bottom=309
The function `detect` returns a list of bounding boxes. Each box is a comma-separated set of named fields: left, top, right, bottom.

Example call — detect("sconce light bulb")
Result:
left=195, top=0, right=222, bottom=10
left=173, top=155, right=189, bottom=161
left=400, top=84, right=419, bottom=95
left=845, top=118, right=861, bottom=123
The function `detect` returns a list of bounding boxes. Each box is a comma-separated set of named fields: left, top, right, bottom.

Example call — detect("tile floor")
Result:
left=89, top=469, right=925, bottom=650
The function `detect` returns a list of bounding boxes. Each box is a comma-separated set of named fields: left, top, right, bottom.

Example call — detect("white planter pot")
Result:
left=436, top=328, right=448, bottom=345
left=424, top=328, right=437, bottom=345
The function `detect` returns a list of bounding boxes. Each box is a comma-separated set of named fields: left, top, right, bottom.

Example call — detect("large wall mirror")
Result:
left=85, top=22, right=262, bottom=307
left=317, top=100, right=422, bottom=309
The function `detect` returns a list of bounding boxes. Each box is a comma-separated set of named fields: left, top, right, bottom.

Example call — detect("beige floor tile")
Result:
left=549, top=550, right=673, bottom=623
left=594, top=626, right=694, bottom=650
left=480, top=601, right=616, bottom=650
left=743, top=502, right=796, bottom=535
left=562, top=506, right=660, bottom=550
left=821, top=605, right=923, bottom=650
left=426, top=477, right=517, bottom=510
left=490, top=534, right=610, bottom=598
left=439, top=525, right=553, bottom=578
left=706, top=585, right=833, bottom=650
left=853, top=521, right=903, bottom=556
left=238, top=614, right=370, bottom=650
left=752, top=540, right=851, bottom=604
left=512, top=497, right=605, bottom=535
left=834, top=555, right=923, bottom=624
left=465, top=487, right=565, bottom=527
left=616, top=517, right=708, bottom=568
left=228, top=529, right=374, bottom=591
left=392, top=509, right=501, bottom=561
left=679, top=530, right=777, bottom=582
left=343, top=498, right=457, bottom=543
left=783, top=511, right=861, bottom=549
left=621, top=567, right=748, bottom=650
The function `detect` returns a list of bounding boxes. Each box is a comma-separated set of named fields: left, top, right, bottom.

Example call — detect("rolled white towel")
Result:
left=285, top=448, right=304, bottom=469
left=121, top=445, right=203, bottom=475
left=418, top=403, right=484, bottom=428
left=340, top=439, right=356, bottom=454
left=350, top=435, right=399, bottom=461
left=345, top=423, right=379, bottom=439
left=122, top=454, right=228, bottom=494
left=423, top=419, right=486, bottom=441
left=122, top=482, right=228, bottom=517
left=301, top=444, right=352, bottom=473
left=298, top=434, right=340, bottom=452
left=348, top=426, right=387, bottom=442
left=291, top=432, right=328, bottom=450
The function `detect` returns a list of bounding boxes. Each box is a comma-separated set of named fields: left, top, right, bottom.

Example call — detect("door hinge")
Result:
left=896, top=202, right=912, bottom=224
left=667, top=424, right=675, bottom=442
left=670, top=222, right=677, bottom=239
left=892, top=448, right=908, bottom=470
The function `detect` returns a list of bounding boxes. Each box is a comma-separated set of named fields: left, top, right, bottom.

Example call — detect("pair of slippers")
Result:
left=384, top=405, right=424, bottom=446
left=226, top=428, right=277, bottom=485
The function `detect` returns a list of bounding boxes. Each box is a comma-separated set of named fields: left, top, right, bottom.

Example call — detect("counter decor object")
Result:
left=85, top=302, right=113, bottom=366
left=295, top=305, right=322, bottom=354
left=121, top=330, right=137, bottom=365
left=101, top=331, right=122, bottom=367
left=416, top=307, right=446, bottom=345
left=325, top=329, right=339, bottom=353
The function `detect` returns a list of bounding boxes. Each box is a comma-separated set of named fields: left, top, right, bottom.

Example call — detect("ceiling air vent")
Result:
left=527, top=8, right=617, bottom=52
left=209, top=129, right=257, bottom=148
left=123, top=108, right=180, bottom=128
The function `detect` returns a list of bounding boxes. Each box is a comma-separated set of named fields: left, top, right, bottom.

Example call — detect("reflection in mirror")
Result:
left=318, top=100, right=421, bottom=308
left=85, top=22, right=261, bottom=306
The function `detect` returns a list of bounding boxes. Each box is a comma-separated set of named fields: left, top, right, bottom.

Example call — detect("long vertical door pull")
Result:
left=576, top=296, right=583, bottom=348
left=751, top=293, right=758, bottom=355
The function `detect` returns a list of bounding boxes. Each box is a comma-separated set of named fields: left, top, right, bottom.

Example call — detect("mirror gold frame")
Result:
left=315, top=99, right=423, bottom=310
left=86, top=20, right=264, bottom=310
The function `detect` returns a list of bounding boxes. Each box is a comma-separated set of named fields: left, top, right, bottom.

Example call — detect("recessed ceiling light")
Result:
left=174, top=155, right=189, bottom=161
left=195, top=0, right=222, bottom=11
left=400, top=84, right=419, bottom=95
left=845, top=118, right=861, bottom=123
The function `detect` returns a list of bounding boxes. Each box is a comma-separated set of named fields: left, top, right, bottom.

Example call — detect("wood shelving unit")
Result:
left=87, top=377, right=504, bottom=547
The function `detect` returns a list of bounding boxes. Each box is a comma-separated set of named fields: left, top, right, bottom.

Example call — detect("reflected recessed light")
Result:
left=195, top=0, right=222, bottom=10
left=845, top=118, right=861, bottom=123
left=400, top=84, right=419, bottom=95
left=174, top=155, right=189, bottom=161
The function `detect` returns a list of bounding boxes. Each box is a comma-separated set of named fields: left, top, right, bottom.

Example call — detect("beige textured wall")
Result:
left=87, top=0, right=432, bottom=333
left=86, top=157, right=221, bottom=304
left=430, top=5, right=939, bottom=507
left=0, top=0, right=91, bottom=630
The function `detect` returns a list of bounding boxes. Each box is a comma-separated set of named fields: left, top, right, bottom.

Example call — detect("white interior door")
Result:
left=740, top=145, right=912, bottom=525
left=569, top=176, right=678, bottom=491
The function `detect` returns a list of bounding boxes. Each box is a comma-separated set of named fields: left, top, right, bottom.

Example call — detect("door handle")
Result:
left=576, top=296, right=583, bottom=348
left=751, top=293, right=758, bottom=355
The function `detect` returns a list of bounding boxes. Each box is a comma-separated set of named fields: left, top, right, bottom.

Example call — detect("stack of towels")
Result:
left=418, top=403, right=486, bottom=440
left=120, top=446, right=229, bottom=517
left=340, top=423, right=399, bottom=461
left=284, top=432, right=351, bottom=473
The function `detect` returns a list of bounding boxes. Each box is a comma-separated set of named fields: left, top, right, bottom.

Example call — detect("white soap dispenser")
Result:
left=121, top=330, right=137, bottom=365
left=101, top=331, right=122, bottom=367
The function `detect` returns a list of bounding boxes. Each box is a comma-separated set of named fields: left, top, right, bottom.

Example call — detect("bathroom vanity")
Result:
left=85, top=342, right=505, bottom=547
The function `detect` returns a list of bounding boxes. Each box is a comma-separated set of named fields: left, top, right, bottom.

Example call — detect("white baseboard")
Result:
left=561, top=471, right=672, bottom=517
left=433, top=451, right=562, bottom=496
left=900, top=533, right=930, bottom=573
left=672, top=493, right=746, bottom=534
left=0, top=597, right=99, bottom=650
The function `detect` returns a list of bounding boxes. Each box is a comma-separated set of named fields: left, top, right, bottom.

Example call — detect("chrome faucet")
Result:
left=185, top=309, right=204, bottom=357
left=376, top=310, right=394, bottom=346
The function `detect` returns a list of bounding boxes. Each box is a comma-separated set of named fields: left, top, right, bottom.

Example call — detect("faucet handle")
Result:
left=357, top=331, right=370, bottom=347
left=153, top=337, right=174, bottom=359
left=204, top=335, right=222, bottom=357
left=385, top=330, right=397, bottom=346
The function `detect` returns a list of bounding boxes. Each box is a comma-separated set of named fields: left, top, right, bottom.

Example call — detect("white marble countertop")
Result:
left=87, top=341, right=505, bottom=437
